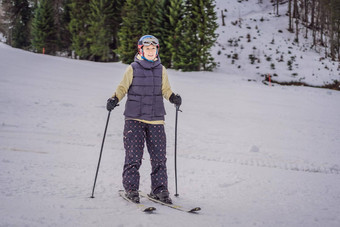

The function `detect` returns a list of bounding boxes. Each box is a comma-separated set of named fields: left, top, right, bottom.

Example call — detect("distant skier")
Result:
left=106, top=35, right=182, bottom=204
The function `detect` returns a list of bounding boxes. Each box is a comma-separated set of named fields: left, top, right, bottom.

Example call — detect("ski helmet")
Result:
left=138, top=35, right=159, bottom=57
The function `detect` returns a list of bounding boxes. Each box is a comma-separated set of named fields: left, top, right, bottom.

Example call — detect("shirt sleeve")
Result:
left=113, top=65, right=133, bottom=102
left=162, top=66, right=173, bottom=100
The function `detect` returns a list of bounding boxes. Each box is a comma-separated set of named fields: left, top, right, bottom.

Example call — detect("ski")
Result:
left=139, top=191, right=201, bottom=213
left=118, top=190, right=156, bottom=213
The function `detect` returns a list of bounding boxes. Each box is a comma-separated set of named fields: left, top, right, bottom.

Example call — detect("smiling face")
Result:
left=143, top=44, right=157, bottom=61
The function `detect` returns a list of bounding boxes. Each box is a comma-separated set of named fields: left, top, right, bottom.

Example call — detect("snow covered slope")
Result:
left=213, top=0, right=340, bottom=87
left=1, top=34, right=340, bottom=227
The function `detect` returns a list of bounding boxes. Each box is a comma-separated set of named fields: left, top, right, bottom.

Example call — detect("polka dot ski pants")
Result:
left=122, top=120, right=168, bottom=194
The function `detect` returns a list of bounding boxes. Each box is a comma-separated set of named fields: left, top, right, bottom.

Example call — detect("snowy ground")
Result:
left=213, top=0, right=340, bottom=87
left=1, top=38, right=340, bottom=227
left=1, top=1, right=340, bottom=226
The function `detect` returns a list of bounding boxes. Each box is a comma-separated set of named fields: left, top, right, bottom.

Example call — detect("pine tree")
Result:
left=197, top=0, right=218, bottom=71
left=174, top=0, right=218, bottom=71
left=51, top=0, right=63, bottom=51
left=165, top=0, right=185, bottom=68
left=68, top=0, right=91, bottom=59
left=58, top=0, right=72, bottom=52
left=2, top=0, right=32, bottom=49
left=117, top=0, right=143, bottom=64
left=117, top=0, right=218, bottom=70
left=31, top=0, right=57, bottom=54
left=140, top=0, right=160, bottom=35
left=173, top=0, right=198, bottom=71
left=109, top=0, right=126, bottom=61
left=118, top=0, right=165, bottom=63
left=87, top=0, right=114, bottom=61
left=155, top=0, right=172, bottom=68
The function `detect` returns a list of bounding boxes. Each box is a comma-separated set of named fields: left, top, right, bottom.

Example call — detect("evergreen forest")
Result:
left=0, top=0, right=339, bottom=71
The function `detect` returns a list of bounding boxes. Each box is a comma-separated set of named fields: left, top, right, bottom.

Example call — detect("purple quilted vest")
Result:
left=124, top=55, right=166, bottom=121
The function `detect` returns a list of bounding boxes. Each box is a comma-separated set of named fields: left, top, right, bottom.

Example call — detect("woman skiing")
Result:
left=106, top=35, right=182, bottom=204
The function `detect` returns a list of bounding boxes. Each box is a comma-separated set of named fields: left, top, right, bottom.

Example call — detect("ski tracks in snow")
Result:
left=180, top=153, right=339, bottom=175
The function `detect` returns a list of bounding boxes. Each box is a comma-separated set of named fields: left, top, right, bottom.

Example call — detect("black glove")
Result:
left=106, top=97, right=119, bottom=111
left=169, top=93, right=182, bottom=106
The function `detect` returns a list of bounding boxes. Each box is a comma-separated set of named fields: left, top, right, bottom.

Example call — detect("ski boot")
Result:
left=125, top=190, right=140, bottom=203
left=149, top=190, right=172, bottom=204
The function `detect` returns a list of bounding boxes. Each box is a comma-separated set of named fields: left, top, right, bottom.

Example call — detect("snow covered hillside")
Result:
left=213, top=0, right=340, bottom=87
left=1, top=1, right=340, bottom=226
left=1, top=33, right=340, bottom=227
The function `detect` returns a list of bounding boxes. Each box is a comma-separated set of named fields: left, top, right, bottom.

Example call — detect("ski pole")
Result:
left=174, top=105, right=182, bottom=197
left=90, top=110, right=111, bottom=198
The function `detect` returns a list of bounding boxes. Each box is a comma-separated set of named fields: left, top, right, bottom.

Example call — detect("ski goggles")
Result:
left=141, top=37, right=159, bottom=46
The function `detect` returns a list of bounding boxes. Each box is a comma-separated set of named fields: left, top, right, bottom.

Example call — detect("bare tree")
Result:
left=221, top=10, right=226, bottom=26
left=294, top=0, right=299, bottom=42
left=288, top=0, right=293, bottom=32
left=311, top=0, right=316, bottom=47
left=304, top=0, right=309, bottom=39
left=319, top=0, right=325, bottom=47
left=285, top=0, right=340, bottom=60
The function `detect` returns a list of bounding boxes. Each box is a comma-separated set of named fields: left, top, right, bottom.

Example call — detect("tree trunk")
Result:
left=221, top=10, right=226, bottom=26
left=311, top=0, right=316, bottom=47
left=338, top=23, right=340, bottom=61
left=288, top=0, right=293, bottom=31
left=294, top=0, right=299, bottom=42
left=320, top=1, right=324, bottom=47
left=293, top=0, right=297, bottom=19
left=305, top=0, right=308, bottom=39
left=311, top=0, right=315, bottom=28
left=330, top=8, right=334, bottom=59
left=338, top=24, right=340, bottom=61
